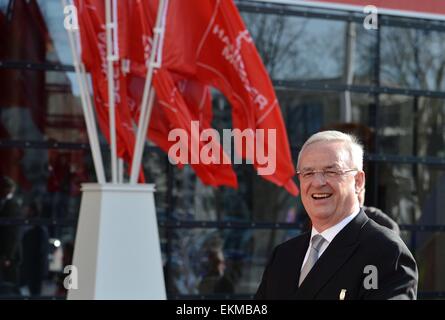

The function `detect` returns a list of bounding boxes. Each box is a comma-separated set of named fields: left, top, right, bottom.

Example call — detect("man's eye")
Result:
left=303, top=172, right=315, bottom=178
left=325, top=170, right=338, bottom=177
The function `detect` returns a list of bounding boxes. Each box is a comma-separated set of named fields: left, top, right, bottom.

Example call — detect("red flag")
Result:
left=156, top=0, right=298, bottom=195
left=122, top=0, right=237, bottom=187
left=75, top=0, right=144, bottom=181
left=125, top=68, right=238, bottom=188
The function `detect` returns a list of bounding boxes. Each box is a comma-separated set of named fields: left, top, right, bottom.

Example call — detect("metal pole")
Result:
left=105, top=0, right=118, bottom=183
left=118, top=157, right=124, bottom=183
left=130, top=0, right=167, bottom=183
left=62, top=0, right=106, bottom=183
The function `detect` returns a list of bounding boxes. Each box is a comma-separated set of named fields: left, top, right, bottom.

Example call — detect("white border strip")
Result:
left=252, top=0, right=445, bottom=22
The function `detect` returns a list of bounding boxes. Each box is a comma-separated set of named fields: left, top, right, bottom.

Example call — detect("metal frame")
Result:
left=237, top=0, right=445, bottom=30
left=0, top=60, right=75, bottom=72
left=245, top=0, right=445, bottom=22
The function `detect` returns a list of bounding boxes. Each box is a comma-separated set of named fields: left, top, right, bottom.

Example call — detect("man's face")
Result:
left=298, top=141, right=364, bottom=230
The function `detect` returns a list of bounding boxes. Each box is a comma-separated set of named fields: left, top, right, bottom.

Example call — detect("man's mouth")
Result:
left=311, top=193, right=332, bottom=200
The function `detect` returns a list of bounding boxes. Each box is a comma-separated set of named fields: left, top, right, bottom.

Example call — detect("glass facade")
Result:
left=0, top=0, right=444, bottom=299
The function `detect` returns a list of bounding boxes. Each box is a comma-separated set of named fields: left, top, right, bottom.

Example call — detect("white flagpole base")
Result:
left=67, top=183, right=166, bottom=300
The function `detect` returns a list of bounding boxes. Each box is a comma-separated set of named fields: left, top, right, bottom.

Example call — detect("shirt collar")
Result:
left=310, top=208, right=361, bottom=243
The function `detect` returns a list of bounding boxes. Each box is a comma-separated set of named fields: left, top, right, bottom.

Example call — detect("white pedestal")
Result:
left=67, top=183, right=166, bottom=300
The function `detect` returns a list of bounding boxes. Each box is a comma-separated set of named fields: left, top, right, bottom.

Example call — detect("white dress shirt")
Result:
left=300, top=209, right=360, bottom=271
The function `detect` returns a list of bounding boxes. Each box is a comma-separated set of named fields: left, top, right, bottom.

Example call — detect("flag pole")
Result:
left=129, top=0, right=167, bottom=183
left=62, top=0, right=106, bottom=184
left=118, top=157, right=124, bottom=183
left=79, top=62, right=105, bottom=179
left=105, top=0, right=118, bottom=183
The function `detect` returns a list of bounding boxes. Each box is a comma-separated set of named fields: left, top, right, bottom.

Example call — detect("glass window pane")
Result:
left=378, top=94, right=415, bottom=156
left=415, top=231, right=445, bottom=295
left=242, top=12, right=346, bottom=81
left=1, top=0, right=48, bottom=64
left=252, top=173, right=299, bottom=223
left=0, top=145, right=173, bottom=221
left=169, top=165, right=218, bottom=221
left=279, top=90, right=374, bottom=148
left=0, top=221, right=76, bottom=298
left=142, top=150, right=169, bottom=221
left=0, top=0, right=78, bottom=66
left=381, top=25, right=445, bottom=92
left=0, top=147, right=97, bottom=220
left=394, top=230, right=445, bottom=299
left=416, top=97, right=445, bottom=158
left=0, top=70, right=88, bottom=143
left=47, top=226, right=76, bottom=298
left=167, top=228, right=302, bottom=296
left=279, top=90, right=341, bottom=147
left=354, top=22, right=377, bottom=86
left=375, top=163, right=445, bottom=226
left=168, top=154, right=303, bottom=224
left=378, top=95, right=445, bottom=157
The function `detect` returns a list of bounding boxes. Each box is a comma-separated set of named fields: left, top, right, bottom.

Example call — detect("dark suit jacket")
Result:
left=363, top=206, right=400, bottom=235
left=255, top=210, right=418, bottom=300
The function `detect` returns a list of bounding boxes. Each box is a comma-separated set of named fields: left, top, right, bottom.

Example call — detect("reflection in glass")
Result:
left=242, top=12, right=345, bottom=81
left=167, top=228, right=300, bottom=295
left=0, top=175, right=76, bottom=298
left=169, top=165, right=217, bottom=221
left=379, top=95, right=445, bottom=158
left=416, top=97, right=445, bottom=158
left=378, top=95, right=414, bottom=156
left=278, top=89, right=340, bottom=147
left=378, top=164, right=445, bottom=226
left=141, top=150, right=169, bottom=220
left=0, top=0, right=88, bottom=144
left=0, top=70, right=88, bottom=143
left=279, top=90, right=374, bottom=147
left=381, top=26, right=445, bottom=91
left=0, top=148, right=93, bottom=220
left=354, top=22, right=377, bottom=85
left=416, top=232, right=445, bottom=293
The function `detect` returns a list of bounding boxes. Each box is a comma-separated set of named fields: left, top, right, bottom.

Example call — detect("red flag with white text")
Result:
left=122, top=0, right=237, bottom=187
left=151, top=0, right=299, bottom=195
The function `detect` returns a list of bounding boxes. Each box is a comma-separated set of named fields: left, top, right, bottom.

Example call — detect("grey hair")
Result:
left=297, top=130, right=364, bottom=170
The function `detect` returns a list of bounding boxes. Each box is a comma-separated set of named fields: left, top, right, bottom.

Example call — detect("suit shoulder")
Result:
left=363, top=206, right=400, bottom=233
left=361, top=219, right=410, bottom=255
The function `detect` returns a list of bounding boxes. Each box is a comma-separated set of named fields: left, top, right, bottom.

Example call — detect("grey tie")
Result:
left=298, top=234, right=327, bottom=286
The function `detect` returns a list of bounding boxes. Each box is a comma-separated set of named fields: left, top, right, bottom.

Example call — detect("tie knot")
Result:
left=311, top=234, right=326, bottom=252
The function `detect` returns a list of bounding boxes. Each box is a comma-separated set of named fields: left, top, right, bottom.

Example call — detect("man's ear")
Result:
left=355, top=171, right=365, bottom=193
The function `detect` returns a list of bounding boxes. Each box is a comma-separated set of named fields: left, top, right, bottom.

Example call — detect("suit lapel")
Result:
left=293, top=210, right=369, bottom=299
left=288, top=232, right=311, bottom=295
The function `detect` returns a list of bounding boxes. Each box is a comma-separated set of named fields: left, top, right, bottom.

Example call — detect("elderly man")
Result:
left=255, top=131, right=418, bottom=300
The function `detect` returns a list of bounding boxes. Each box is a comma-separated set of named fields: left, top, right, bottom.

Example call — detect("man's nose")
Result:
left=312, top=172, right=327, bottom=185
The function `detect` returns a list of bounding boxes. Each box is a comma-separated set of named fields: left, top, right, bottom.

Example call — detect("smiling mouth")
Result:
left=312, top=193, right=332, bottom=200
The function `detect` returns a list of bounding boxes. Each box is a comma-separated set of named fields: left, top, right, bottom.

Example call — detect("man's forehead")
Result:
left=300, top=141, right=352, bottom=164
